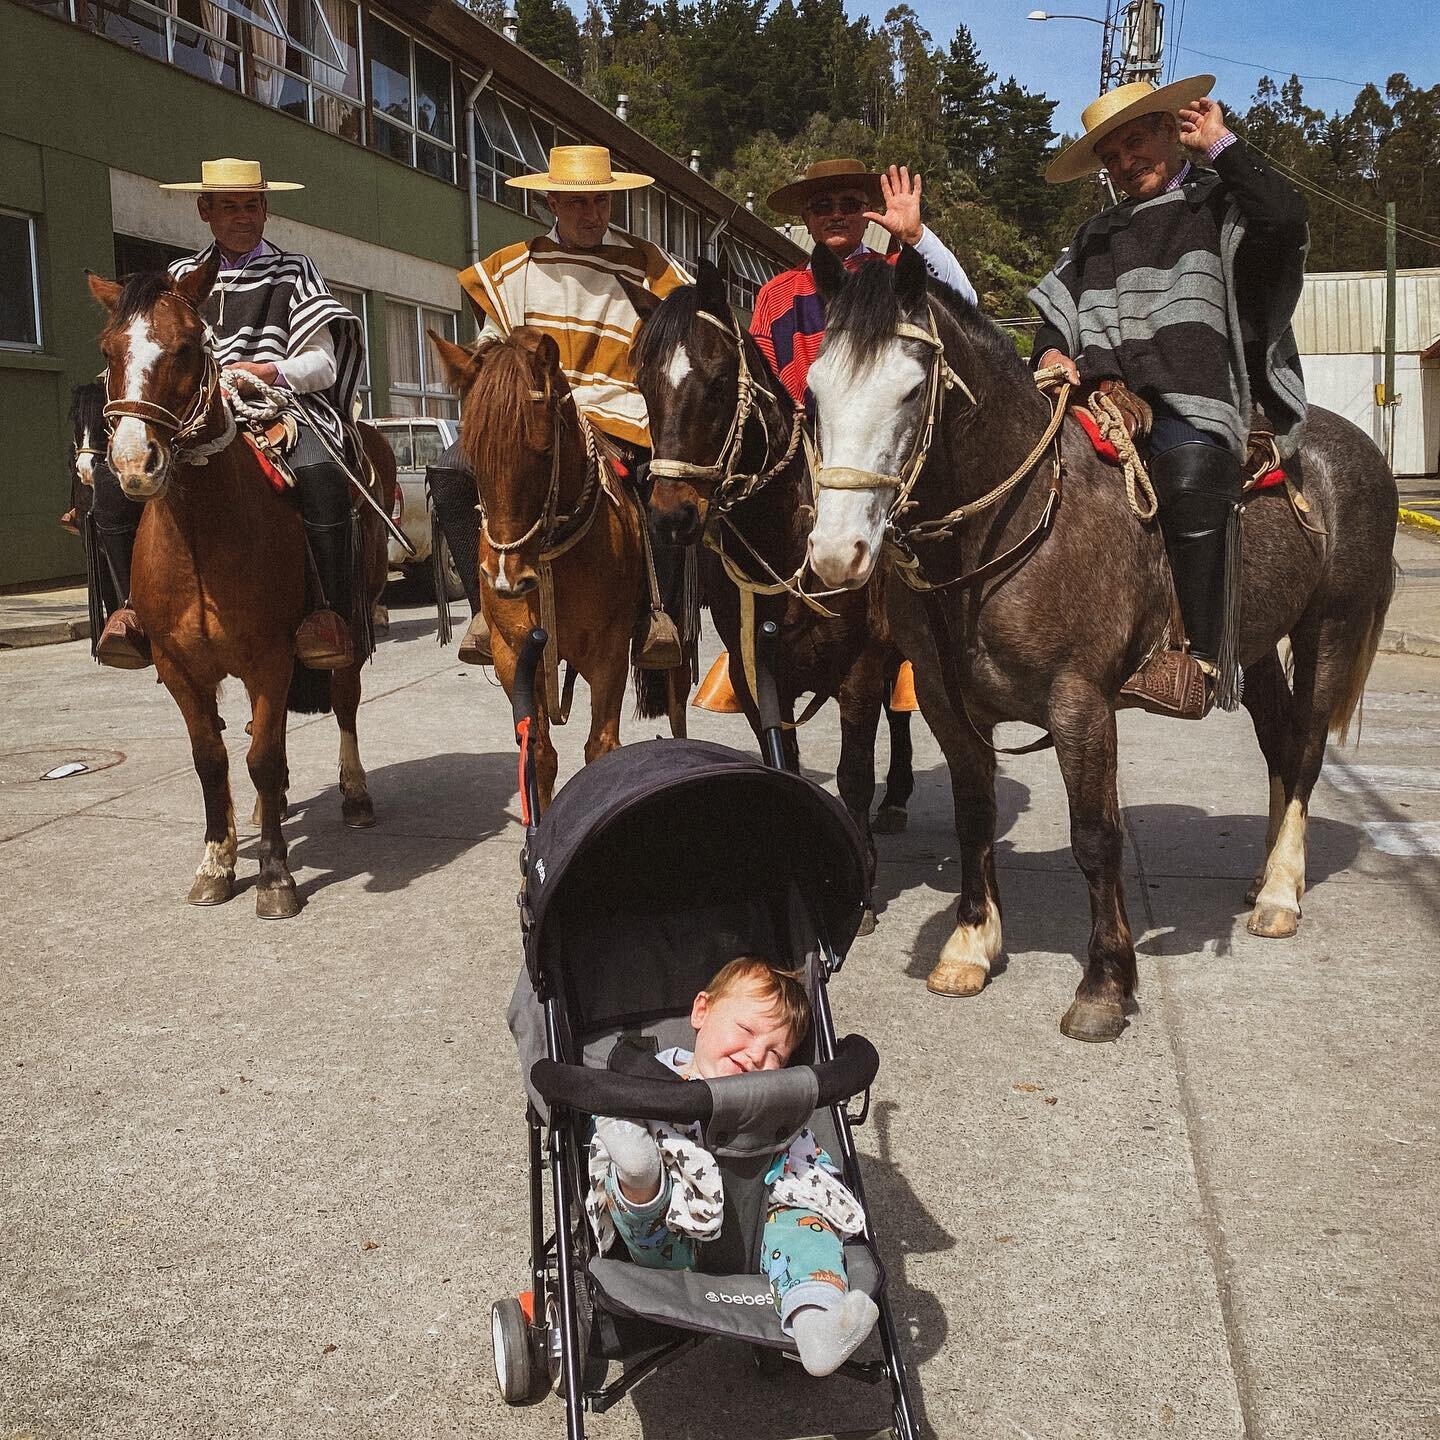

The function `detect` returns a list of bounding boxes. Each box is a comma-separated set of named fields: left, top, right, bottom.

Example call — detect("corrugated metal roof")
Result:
left=1294, top=268, right=1440, bottom=355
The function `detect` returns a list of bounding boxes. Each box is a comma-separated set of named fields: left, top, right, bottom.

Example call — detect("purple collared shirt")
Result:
left=1164, top=131, right=1238, bottom=192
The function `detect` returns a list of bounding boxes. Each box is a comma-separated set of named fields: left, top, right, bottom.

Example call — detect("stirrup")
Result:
left=295, top=609, right=354, bottom=671
left=1119, top=649, right=1211, bottom=720
left=95, top=607, right=153, bottom=670
left=458, top=610, right=492, bottom=666
left=636, top=609, right=684, bottom=670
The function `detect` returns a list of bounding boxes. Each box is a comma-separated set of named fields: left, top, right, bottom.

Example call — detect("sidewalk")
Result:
left=4, top=527, right=1439, bottom=656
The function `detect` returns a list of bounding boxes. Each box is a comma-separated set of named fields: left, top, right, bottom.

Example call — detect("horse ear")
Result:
left=696, top=259, right=730, bottom=317
left=810, top=241, right=846, bottom=305
left=87, top=271, right=122, bottom=314
left=175, top=249, right=223, bottom=307
left=620, top=277, right=662, bottom=326
left=531, top=332, right=563, bottom=378
left=429, top=331, right=478, bottom=392
left=895, top=245, right=928, bottom=311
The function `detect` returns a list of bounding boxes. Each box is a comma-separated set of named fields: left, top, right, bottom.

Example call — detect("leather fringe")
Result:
left=351, top=511, right=374, bottom=666
left=83, top=509, right=105, bottom=661
left=431, top=510, right=453, bottom=646
left=682, top=543, right=701, bottom=684
left=1215, top=501, right=1244, bottom=711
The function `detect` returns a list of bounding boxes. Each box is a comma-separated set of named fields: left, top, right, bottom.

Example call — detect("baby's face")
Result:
left=689, top=980, right=797, bottom=1080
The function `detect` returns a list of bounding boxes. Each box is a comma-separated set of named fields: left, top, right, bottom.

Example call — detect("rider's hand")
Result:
left=864, top=165, right=924, bottom=247
left=1039, top=349, right=1080, bottom=385
left=1177, top=98, right=1230, bottom=154
left=228, top=361, right=281, bottom=387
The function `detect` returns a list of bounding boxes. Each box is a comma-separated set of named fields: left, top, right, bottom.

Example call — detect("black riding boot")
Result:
left=90, top=466, right=151, bottom=669
left=295, top=460, right=356, bottom=671
left=426, top=445, right=491, bottom=663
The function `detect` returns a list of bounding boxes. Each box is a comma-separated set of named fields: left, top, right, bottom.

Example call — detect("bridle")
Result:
left=647, top=310, right=803, bottom=512
left=101, top=291, right=235, bottom=465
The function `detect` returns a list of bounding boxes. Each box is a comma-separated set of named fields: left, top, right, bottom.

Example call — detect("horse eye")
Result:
left=903, top=382, right=924, bottom=404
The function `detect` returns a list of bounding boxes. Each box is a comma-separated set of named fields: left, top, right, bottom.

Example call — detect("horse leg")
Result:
left=837, top=663, right=884, bottom=936
left=874, top=700, right=914, bottom=834
left=495, top=632, right=559, bottom=810
left=331, top=663, right=375, bottom=828
left=1241, top=650, right=1293, bottom=905
left=166, top=665, right=236, bottom=907
left=1050, top=681, right=1136, bottom=1042
left=248, top=660, right=301, bottom=919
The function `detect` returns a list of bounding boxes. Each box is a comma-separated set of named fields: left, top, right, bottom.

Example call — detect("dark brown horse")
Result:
left=87, top=258, right=393, bottom=918
left=629, top=263, right=918, bottom=923
left=431, top=328, right=688, bottom=811
left=803, top=246, right=1396, bottom=1042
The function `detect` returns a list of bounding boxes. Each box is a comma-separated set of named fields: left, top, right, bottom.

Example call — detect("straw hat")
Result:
left=160, top=158, right=303, bottom=193
left=1045, top=74, right=1215, bottom=184
left=767, top=158, right=883, bottom=217
left=508, top=145, right=653, bottom=193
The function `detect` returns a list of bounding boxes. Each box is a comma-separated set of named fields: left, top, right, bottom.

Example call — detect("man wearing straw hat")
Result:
left=93, top=158, right=366, bottom=672
left=428, top=145, right=689, bottom=667
left=1030, top=80, right=1308, bottom=718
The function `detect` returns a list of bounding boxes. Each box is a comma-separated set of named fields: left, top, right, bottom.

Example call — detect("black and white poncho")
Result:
left=170, top=241, right=365, bottom=469
left=1030, top=142, right=1309, bottom=459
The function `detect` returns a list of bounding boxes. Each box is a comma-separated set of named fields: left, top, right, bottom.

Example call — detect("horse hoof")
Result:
left=342, top=796, right=376, bottom=829
left=1060, top=998, right=1128, bottom=1043
left=872, top=805, right=908, bottom=836
left=926, top=960, right=987, bottom=998
left=857, top=907, right=878, bottom=937
left=256, top=883, right=301, bottom=920
left=1247, top=903, right=1299, bottom=938
left=187, top=872, right=234, bottom=906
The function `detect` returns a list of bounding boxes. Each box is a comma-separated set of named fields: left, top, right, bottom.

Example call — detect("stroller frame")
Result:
left=501, top=624, right=922, bottom=1440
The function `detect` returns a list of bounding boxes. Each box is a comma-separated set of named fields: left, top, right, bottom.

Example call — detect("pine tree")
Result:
left=939, top=24, right=993, bottom=175
left=516, top=0, right=584, bottom=80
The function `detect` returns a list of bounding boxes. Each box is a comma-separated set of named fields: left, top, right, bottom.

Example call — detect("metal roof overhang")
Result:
left=386, top=0, right=809, bottom=270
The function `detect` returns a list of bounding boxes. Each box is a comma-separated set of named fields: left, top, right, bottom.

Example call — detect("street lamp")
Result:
left=1027, top=10, right=1105, bottom=21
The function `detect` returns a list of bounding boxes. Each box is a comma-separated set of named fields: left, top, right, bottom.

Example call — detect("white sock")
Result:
left=594, top=1116, right=662, bottom=1207
left=789, top=1290, right=879, bottom=1377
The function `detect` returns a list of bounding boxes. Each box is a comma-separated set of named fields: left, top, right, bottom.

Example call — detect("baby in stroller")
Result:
left=589, top=956, right=880, bottom=1377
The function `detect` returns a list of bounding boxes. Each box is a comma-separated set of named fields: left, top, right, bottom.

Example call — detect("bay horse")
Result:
left=430, top=327, right=688, bottom=811
left=87, top=257, right=394, bottom=918
left=803, top=245, right=1396, bottom=1042
left=628, top=262, right=919, bottom=925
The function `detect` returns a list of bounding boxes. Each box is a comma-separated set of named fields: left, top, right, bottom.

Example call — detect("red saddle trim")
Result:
left=244, top=434, right=290, bottom=495
left=1069, top=407, right=1120, bottom=463
left=1253, top=466, right=1286, bottom=489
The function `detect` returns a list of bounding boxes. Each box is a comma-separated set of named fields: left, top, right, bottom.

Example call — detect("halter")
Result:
left=647, top=310, right=803, bottom=512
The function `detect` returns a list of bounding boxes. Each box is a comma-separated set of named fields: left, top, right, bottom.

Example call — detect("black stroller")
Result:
left=499, top=626, right=920, bottom=1439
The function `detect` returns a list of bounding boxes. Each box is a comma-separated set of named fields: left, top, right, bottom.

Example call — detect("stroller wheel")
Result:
left=492, top=1297, right=544, bottom=1405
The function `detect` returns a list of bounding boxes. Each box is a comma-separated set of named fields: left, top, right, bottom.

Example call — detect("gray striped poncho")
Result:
left=170, top=242, right=365, bottom=470
left=1030, top=170, right=1307, bottom=459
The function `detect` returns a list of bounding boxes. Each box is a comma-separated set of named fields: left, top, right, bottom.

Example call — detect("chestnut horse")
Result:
left=87, top=258, right=393, bottom=918
left=628, top=262, right=923, bottom=927
left=804, top=246, right=1396, bottom=1042
left=431, top=328, right=687, bottom=811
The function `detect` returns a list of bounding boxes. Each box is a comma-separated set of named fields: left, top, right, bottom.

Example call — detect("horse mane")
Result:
left=465, top=337, right=554, bottom=477
left=632, top=284, right=707, bottom=392
left=68, top=379, right=106, bottom=439
left=112, top=269, right=179, bottom=327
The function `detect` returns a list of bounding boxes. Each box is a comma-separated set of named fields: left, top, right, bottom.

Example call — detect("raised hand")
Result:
left=1177, top=97, right=1230, bottom=153
left=864, top=164, right=924, bottom=247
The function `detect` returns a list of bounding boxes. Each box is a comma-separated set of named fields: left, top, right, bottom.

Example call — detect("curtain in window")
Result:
left=386, top=304, right=421, bottom=391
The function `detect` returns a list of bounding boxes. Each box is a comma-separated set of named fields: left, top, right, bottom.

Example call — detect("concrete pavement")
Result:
left=2, top=582, right=1438, bottom=1440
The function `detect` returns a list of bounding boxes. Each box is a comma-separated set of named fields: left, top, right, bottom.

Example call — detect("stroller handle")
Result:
left=530, top=1034, right=879, bottom=1123
left=511, top=627, right=548, bottom=732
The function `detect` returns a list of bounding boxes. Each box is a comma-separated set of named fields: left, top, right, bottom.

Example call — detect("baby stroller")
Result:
left=500, top=625, right=919, bottom=1439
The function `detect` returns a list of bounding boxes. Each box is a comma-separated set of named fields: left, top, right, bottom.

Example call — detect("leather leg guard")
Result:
left=294, top=461, right=356, bottom=670
left=427, top=459, right=483, bottom=616
left=91, top=480, right=150, bottom=669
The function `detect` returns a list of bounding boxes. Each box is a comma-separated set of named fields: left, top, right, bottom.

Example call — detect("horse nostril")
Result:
left=851, top=540, right=870, bottom=576
left=143, top=443, right=162, bottom=475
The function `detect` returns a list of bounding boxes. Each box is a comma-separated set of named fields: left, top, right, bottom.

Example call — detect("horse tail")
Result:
left=632, top=659, right=670, bottom=720
left=1328, top=558, right=1397, bottom=744
left=287, top=658, right=333, bottom=716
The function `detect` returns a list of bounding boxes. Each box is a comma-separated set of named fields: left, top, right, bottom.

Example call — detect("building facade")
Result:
left=0, top=0, right=804, bottom=589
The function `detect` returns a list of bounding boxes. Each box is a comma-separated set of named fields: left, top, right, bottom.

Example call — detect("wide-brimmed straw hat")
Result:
left=767, top=159, right=884, bottom=217
left=1045, top=74, right=1216, bottom=184
left=507, top=145, right=653, bottom=193
left=160, top=158, right=303, bottom=193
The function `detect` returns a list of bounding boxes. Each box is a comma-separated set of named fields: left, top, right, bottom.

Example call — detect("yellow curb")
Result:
left=1399, top=506, right=1440, bottom=536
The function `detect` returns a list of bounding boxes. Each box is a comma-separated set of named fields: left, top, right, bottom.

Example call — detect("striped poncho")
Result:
left=459, top=227, right=689, bottom=449
left=1029, top=151, right=1308, bottom=459
left=170, top=241, right=365, bottom=467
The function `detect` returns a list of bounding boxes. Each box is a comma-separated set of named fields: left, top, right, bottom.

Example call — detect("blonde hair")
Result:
left=704, top=956, right=811, bottom=1050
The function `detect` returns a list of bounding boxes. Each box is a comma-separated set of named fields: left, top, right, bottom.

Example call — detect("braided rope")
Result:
left=1084, top=388, right=1158, bottom=522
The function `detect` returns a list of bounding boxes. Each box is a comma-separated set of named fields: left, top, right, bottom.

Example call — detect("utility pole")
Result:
left=1099, top=0, right=1164, bottom=91
left=1382, top=201, right=1400, bottom=468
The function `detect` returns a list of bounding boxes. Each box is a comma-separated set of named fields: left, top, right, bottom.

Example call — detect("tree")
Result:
left=939, top=24, right=993, bottom=175
left=517, top=0, right=583, bottom=80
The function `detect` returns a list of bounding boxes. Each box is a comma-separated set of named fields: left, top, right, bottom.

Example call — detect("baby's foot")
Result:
left=790, top=1290, right=879, bottom=1377
left=594, top=1116, right=661, bottom=1206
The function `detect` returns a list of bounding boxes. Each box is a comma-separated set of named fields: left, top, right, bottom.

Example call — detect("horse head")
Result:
left=68, top=380, right=108, bottom=489
left=630, top=260, right=761, bottom=546
left=805, top=244, right=942, bottom=588
left=432, top=326, right=578, bottom=599
left=87, top=254, right=222, bottom=499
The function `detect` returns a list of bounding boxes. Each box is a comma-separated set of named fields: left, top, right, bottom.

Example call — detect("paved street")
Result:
left=4, top=564, right=1439, bottom=1440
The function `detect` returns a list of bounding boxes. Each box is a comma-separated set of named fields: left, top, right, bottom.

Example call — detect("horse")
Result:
left=626, top=261, right=919, bottom=926
left=86, top=257, right=394, bottom=918
left=802, top=244, right=1397, bottom=1043
left=430, top=327, right=688, bottom=811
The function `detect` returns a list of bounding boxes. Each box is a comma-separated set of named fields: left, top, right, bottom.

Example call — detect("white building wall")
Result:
left=1302, top=352, right=1437, bottom=476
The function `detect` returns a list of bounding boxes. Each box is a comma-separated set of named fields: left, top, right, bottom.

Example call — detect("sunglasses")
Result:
left=806, top=195, right=866, bottom=217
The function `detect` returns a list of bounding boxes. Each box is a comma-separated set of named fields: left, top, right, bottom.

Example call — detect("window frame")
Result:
left=364, top=12, right=457, bottom=182
left=0, top=208, right=43, bottom=353
left=327, top=281, right=373, bottom=418
left=384, top=298, right=460, bottom=419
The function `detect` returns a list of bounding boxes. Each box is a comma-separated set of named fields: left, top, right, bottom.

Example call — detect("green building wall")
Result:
left=0, top=0, right=536, bottom=589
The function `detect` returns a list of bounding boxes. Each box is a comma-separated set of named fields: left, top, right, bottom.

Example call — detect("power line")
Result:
left=1167, top=0, right=1187, bottom=83
left=1178, top=45, right=1369, bottom=89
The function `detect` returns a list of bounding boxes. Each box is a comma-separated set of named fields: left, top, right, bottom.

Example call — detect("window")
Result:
left=114, top=233, right=191, bottom=280
left=328, top=283, right=372, bottom=418
left=367, top=16, right=455, bottom=181
left=725, top=240, right=776, bottom=312
left=472, top=86, right=561, bottom=221
left=385, top=300, right=459, bottom=419
left=0, top=211, right=41, bottom=350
